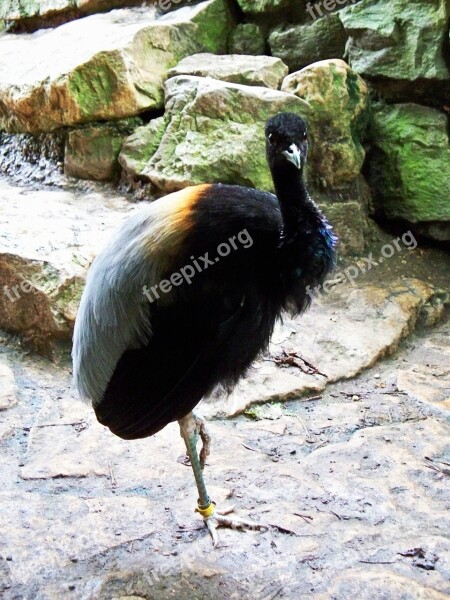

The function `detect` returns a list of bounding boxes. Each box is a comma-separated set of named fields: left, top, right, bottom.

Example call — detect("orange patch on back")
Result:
left=142, top=184, right=212, bottom=263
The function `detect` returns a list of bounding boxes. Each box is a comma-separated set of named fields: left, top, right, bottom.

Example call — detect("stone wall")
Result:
left=0, top=0, right=449, bottom=245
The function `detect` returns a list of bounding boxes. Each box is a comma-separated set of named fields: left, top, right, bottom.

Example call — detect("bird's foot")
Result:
left=196, top=502, right=268, bottom=547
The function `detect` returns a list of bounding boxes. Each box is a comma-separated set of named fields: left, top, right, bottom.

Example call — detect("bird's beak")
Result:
left=282, top=143, right=302, bottom=170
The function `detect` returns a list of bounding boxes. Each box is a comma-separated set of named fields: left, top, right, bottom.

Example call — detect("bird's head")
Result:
left=265, top=112, right=308, bottom=174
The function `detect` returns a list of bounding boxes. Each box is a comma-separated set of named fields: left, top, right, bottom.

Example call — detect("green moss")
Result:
left=67, top=53, right=121, bottom=120
left=120, top=116, right=168, bottom=176
left=189, top=0, right=234, bottom=53
left=369, top=103, right=450, bottom=222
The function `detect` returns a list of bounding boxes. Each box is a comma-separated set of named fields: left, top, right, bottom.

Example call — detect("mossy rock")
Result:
left=119, top=75, right=312, bottom=194
left=65, top=119, right=141, bottom=181
left=340, top=0, right=449, bottom=84
left=0, top=0, right=234, bottom=133
left=228, top=23, right=266, bottom=55
left=269, top=12, right=347, bottom=72
left=281, top=59, right=370, bottom=189
left=367, top=103, right=450, bottom=231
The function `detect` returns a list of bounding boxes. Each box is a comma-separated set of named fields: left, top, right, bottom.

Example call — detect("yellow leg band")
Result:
left=196, top=501, right=216, bottom=518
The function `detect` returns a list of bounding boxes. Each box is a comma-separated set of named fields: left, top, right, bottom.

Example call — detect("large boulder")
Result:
left=0, top=182, right=139, bottom=354
left=0, top=0, right=234, bottom=133
left=168, top=53, right=288, bottom=89
left=119, top=75, right=312, bottom=193
left=281, top=59, right=370, bottom=188
left=340, top=0, right=450, bottom=102
left=367, top=103, right=450, bottom=241
left=269, top=13, right=347, bottom=72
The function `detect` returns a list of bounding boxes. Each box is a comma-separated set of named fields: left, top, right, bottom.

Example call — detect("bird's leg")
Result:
left=178, top=411, right=268, bottom=547
left=193, top=412, right=211, bottom=469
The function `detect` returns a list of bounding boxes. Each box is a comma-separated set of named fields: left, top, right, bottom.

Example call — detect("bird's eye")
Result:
left=303, top=133, right=308, bottom=141
left=268, top=133, right=274, bottom=144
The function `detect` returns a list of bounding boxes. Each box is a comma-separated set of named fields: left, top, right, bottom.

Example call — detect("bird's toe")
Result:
left=201, top=505, right=268, bottom=547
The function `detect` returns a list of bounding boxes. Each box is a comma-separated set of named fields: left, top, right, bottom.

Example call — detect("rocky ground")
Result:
left=0, top=180, right=449, bottom=599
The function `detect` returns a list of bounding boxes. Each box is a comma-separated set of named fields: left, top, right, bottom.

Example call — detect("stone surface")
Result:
left=0, top=0, right=234, bottom=132
left=235, top=0, right=291, bottom=16
left=200, top=278, right=442, bottom=418
left=282, top=59, right=370, bottom=188
left=119, top=75, right=311, bottom=193
left=269, top=13, right=347, bottom=72
left=64, top=119, right=140, bottom=181
left=168, top=53, right=288, bottom=89
left=397, top=333, right=450, bottom=414
left=0, top=0, right=145, bottom=30
left=1, top=317, right=449, bottom=598
left=312, top=175, right=372, bottom=255
left=0, top=357, right=17, bottom=410
left=340, top=0, right=450, bottom=84
left=321, top=200, right=366, bottom=255
left=322, top=571, right=450, bottom=600
left=119, top=116, right=169, bottom=180
left=0, top=181, right=140, bottom=353
left=367, top=103, right=450, bottom=235
left=227, top=23, right=265, bottom=56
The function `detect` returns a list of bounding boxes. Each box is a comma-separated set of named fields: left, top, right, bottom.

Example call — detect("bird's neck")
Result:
left=272, top=164, right=320, bottom=241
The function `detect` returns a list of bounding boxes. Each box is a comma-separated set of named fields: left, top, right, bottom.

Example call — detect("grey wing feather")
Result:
left=72, top=205, right=165, bottom=407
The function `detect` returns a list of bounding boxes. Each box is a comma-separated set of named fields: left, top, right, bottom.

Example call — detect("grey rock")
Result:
left=200, top=278, right=443, bottom=418
left=228, top=23, right=266, bottom=55
left=119, top=75, right=311, bottom=194
left=340, top=0, right=449, bottom=81
left=65, top=119, right=140, bottom=181
left=168, top=53, right=288, bottom=89
left=0, top=181, right=140, bottom=353
left=269, top=13, right=347, bottom=71
left=0, top=0, right=234, bottom=132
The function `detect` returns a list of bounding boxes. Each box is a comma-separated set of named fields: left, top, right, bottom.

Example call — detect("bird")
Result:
left=72, top=112, right=337, bottom=546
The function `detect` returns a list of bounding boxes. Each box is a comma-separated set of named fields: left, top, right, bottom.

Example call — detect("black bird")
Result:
left=72, top=112, right=337, bottom=545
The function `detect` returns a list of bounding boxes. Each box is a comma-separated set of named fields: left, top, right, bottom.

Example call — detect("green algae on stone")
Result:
left=228, top=23, right=266, bottom=55
left=119, top=116, right=169, bottom=178
left=235, top=0, right=291, bottom=15
left=340, top=0, right=450, bottom=82
left=0, top=0, right=235, bottom=133
left=122, top=75, right=311, bottom=194
left=269, top=12, right=347, bottom=71
left=66, top=53, right=123, bottom=121
left=65, top=118, right=141, bottom=181
left=0, top=0, right=41, bottom=20
left=367, top=103, right=450, bottom=226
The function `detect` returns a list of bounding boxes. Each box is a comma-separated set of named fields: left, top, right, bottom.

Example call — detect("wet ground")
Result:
left=1, top=262, right=449, bottom=600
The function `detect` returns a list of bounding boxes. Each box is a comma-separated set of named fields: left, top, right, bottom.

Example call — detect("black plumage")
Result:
left=72, top=113, right=337, bottom=542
